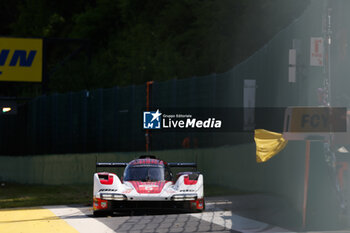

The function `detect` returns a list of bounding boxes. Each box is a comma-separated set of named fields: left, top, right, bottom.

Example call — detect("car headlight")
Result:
left=171, top=194, right=197, bottom=201
left=100, top=193, right=127, bottom=201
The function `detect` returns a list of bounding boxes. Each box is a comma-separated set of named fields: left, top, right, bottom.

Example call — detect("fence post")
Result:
left=68, top=92, right=73, bottom=152
left=51, top=94, right=58, bottom=153
left=211, top=73, right=216, bottom=106
left=130, top=85, right=135, bottom=151
left=112, top=86, right=119, bottom=151
left=97, top=88, right=103, bottom=151
left=81, top=90, right=88, bottom=153
left=145, top=81, right=153, bottom=152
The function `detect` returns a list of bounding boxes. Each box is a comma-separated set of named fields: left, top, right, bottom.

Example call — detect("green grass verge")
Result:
left=0, top=183, right=246, bottom=209
left=0, top=183, right=91, bottom=208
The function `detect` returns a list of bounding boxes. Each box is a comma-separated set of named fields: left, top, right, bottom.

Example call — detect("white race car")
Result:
left=93, top=155, right=204, bottom=216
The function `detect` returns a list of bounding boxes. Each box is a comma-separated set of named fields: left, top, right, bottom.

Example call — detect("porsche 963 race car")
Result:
left=93, top=156, right=204, bottom=216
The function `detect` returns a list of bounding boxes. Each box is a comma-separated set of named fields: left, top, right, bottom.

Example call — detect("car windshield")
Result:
left=124, top=165, right=171, bottom=182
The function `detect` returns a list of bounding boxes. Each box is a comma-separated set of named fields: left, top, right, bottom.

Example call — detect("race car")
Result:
left=93, top=155, right=204, bottom=216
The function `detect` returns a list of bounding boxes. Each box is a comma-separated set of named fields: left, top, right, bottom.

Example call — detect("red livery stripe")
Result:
left=98, top=173, right=114, bottom=185
left=184, top=175, right=198, bottom=185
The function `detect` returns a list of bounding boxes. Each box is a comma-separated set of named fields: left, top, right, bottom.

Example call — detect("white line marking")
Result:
left=190, top=201, right=292, bottom=233
left=44, top=206, right=120, bottom=233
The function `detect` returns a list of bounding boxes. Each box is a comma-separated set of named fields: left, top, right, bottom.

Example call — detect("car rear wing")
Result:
left=96, top=163, right=128, bottom=167
left=96, top=162, right=197, bottom=168
left=168, top=163, right=197, bottom=168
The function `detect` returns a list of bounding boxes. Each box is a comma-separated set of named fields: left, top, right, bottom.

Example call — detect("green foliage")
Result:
left=3, top=0, right=309, bottom=94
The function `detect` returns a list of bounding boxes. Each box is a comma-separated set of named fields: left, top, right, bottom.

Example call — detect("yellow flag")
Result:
left=254, top=129, right=288, bottom=163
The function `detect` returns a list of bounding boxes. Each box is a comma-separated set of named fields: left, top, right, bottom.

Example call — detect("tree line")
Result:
left=0, top=0, right=309, bottom=96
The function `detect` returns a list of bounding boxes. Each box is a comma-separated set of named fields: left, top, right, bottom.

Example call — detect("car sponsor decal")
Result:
left=122, top=189, right=132, bottom=194
left=129, top=181, right=169, bottom=194
left=180, top=189, right=195, bottom=192
left=129, top=159, right=165, bottom=165
left=98, top=189, right=118, bottom=192
left=93, top=198, right=109, bottom=210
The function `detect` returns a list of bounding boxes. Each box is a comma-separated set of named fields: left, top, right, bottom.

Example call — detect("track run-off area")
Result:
left=0, top=195, right=347, bottom=233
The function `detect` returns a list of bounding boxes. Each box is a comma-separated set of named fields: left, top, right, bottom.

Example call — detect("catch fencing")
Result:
left=0, top=0, right=338, bottom=155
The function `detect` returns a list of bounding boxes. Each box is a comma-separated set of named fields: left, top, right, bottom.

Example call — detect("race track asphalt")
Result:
left=1, top=195, right=347, bottom=233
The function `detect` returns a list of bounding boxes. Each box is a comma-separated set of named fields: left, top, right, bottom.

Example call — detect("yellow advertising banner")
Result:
left=288, top=107, right=346, bottom=132
left=0, top=37, right=43, bottom=82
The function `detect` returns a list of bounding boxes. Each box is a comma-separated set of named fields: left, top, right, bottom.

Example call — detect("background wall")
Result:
left=0, top=142, right=307, bottom=212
